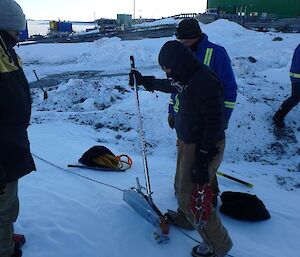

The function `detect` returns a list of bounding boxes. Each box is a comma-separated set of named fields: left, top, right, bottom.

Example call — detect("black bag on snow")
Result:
left=220, top=191, right=271, bottom=221
left=79, top=146, right=119, bottom=169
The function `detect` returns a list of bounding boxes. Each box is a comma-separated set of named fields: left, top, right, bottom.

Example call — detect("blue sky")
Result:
left=16, top=0, right=207, bottom=21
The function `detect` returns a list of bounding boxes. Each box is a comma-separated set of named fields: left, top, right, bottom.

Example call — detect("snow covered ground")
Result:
left=14, top=19, right=300, bottom=257
left=134, top=17, right=180, bottom=27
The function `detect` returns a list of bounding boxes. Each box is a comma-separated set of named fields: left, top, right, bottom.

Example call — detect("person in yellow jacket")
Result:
left=0, top=1, right=36, bottom=257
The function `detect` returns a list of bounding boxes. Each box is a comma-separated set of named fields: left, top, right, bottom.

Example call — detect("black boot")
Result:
left=191, top=243, right=215, bottom=257
left=11, top=248, right=22, bottom=257
left=11, top=238, right=23, bottom=257
left=164, top=209, right=194, bottom=230
left=272, top=108, right=287, bottom=128
left=13, top=234, right=26, bottom=249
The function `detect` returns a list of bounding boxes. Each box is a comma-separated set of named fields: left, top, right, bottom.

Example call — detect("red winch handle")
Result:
left=116, top=154, right=133, bottom=167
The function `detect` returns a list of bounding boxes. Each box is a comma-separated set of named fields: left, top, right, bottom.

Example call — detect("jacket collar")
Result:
left=197, top=33, right=208, bottom=47
left=190, top=33, right=207, bottom=52
left=0, top=32, right=19, bottom=67
left=0, top=31, right=18, bottom=50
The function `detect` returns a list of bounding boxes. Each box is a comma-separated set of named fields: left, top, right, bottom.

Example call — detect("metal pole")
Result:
left=33, top=70, right=48, bottom=100
left=217, top=171, right=253, bottom=188
left=130, top=56, right=152, bottom=198
left=133, top=0, right=136, bottom=22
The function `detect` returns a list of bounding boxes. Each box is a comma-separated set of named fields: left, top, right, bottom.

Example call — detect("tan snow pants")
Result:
left=175, top=139, right=232, bottom=257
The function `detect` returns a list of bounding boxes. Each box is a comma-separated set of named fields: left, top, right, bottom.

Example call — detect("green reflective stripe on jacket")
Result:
left=224, top=101, right=235, bottom=109
left=169, top=99, right=174, bottom=105
left=290, top=72, right=300, bottom=79
left=203, top=48, right=213, bottom=66
left=174, top=95, right=179, bottom=113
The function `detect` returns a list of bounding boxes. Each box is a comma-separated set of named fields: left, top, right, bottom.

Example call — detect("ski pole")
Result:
left=130, top=55, right=152, bottom=199
left=67, top=164, right=126, bottom=172
left=217, top=171, right=253, bottom=188
left=33, top=70, right=48, bottom=100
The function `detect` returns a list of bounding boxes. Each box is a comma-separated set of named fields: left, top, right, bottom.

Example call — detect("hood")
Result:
left=199, top=33, right=208, bottom=46
left=189, top=33, right=208, bottom=52
left=158, top=40, right=201, bottom=84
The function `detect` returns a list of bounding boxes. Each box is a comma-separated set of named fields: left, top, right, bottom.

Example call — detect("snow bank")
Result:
left=134, top=17, right=181, bottom=28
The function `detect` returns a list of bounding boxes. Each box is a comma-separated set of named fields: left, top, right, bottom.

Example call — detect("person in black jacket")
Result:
left=129, top=41, right=232, bottom=257
left=0, top=1, right=36, bottom=257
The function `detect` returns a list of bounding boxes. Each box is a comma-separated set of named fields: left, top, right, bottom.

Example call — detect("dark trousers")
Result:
left=281, top=82, right=300, bottom=115
left=0, top=181, right=19, bottom=257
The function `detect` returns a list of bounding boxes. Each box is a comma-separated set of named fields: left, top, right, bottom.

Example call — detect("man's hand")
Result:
left=168, top=114, right=175, bottom=129
left=190, top=183, right=213, bottom=228
left=0, top=182, right=6, bottom=195
left=129, top=70, right=144, bottom=88
left=224, top=119, right=229, bottom=130
left=191, top=150, right=210, bottom=184
left=129, top=70, right=155, bottom=91
left=191, top=148, right=218, bottom=184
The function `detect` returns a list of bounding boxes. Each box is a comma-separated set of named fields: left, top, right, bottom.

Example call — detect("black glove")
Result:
left=191, top=164, right=209, bottom=184
left=191, top=148, right=219, bottom=184
left=168, top=114, right=175, bottom=129
left=224, top=119, right=229, bottom=130
left=129, top=70, right=155, bottom=91
left=0, top=182, right=6, bottom=195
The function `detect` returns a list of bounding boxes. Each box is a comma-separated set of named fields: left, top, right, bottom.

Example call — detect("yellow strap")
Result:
left=93, top=154, right=119, bottom=169
left=224, top=101, right=235, bottom=109
left=203, top=48, right=213, bottom=66
left=290, top=72, right=300, bottom=79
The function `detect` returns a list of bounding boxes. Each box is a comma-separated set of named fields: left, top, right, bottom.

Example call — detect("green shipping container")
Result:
left=117, top=14, right=133, bottom=27
left=207, top=0, right=300, bottom=18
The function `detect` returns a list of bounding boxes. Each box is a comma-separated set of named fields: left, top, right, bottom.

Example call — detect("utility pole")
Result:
left=133, top=0, right=136, bottom=22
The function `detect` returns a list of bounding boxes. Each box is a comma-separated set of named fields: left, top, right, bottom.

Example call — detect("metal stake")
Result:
left=130, top=55, right=152, bottom=199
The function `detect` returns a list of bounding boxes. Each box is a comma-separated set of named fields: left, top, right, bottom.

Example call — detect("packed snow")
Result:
left=134, top=17, right=181, bottom=28
left=13, top=19, right=300, bottom=257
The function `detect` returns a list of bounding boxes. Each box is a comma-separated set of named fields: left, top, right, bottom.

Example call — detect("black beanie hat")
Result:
left=158, top=40, right=193, bottom=70
left=175, top=19, right=202, bottom=39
